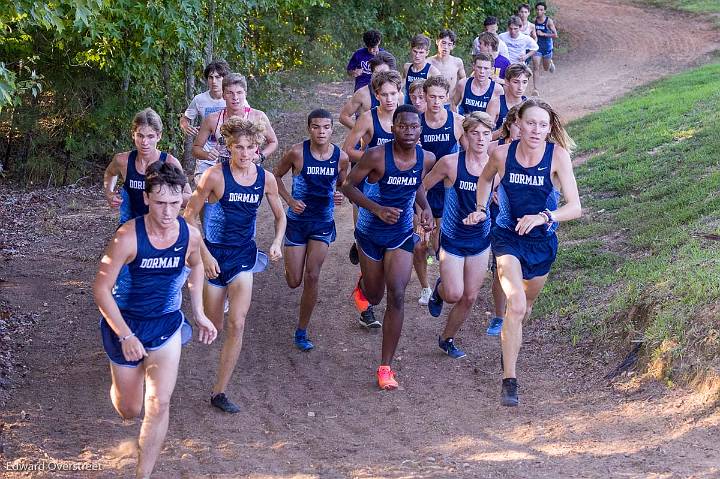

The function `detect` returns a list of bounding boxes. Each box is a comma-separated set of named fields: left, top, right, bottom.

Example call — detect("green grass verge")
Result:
left=535, top=62, right=720, bottom=380
left=636, top=0, right=720, bottom=26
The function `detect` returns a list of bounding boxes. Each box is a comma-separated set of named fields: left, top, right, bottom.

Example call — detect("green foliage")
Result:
left=0, top=0, right=517, bottom=184
left=536, top=62, right=720, bottom=379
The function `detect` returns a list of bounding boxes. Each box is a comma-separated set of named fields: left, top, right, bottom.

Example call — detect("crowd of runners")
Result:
left=94, top=3, right=581, bottom=477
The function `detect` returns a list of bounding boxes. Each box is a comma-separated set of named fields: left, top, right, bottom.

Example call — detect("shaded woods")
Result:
left=0, top=0, right=516, bottom=185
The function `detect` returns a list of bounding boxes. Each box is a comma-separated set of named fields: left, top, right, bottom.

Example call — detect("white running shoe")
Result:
left=549, top=60, right=556, bottom=73
left=418, top=287, right=433, bottom=305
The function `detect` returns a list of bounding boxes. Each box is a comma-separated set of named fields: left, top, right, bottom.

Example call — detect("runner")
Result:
left=476, top=32, right=511, bottom=85
left=517, top=3, right=538, bottom=41
left=183, top=117, right=286, bottom=413
left=473, top=16, right=510, bottom=60
left=533, top=0, right=559, bottom=88
left=104, top=108, right=191, bottom=225
left=341, top=104, right=435, bottom=390
left=408, top=80, right=427, bottom=114
left=192, top=73, right=278, bottom=174
left=463, top=98, right=581, bottom=407
left=423, top=112, right=495, bottom=358
left=339, top=52, right=397, bottom=131
left=273, top=109, right=350, bottom=351
left=402, top=34, right=441, bottom=104
left=179, top=59, right=231, bottom=182
left=341, top=70, right=402, bottom=322
left=415, top=76, right=465, bottom=304
left=452, top=53, right=504, bottom=114
left=428, top=29, right=466, bottom=95
left=347, top=29, right=383, bottom=92
left=499, top=16, right=539, bottom=66
left=93, top=161, right=217, bottom=478
left=487, top=63, right=531, bottom=139
left=486, top=105, right=521, bottom=337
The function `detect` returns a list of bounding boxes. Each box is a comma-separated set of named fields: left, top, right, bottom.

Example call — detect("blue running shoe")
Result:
left=428, top=278, right=443, bottom=317
left=438, top=336, right=466, bottom=359
left=487, top=316, right=504, bottom=336
left=294, top=329, right=314, bottom=351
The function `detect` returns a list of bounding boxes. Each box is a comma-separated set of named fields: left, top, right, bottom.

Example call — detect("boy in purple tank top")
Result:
left=347, top=29, right=383, bottom=92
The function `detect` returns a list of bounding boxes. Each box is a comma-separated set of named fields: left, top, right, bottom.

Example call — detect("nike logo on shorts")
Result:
left=160, top=335, right=169, bottom=340
left=321, top=232, right=330, bottom=235
left=242, top=264, right=248, bottom=268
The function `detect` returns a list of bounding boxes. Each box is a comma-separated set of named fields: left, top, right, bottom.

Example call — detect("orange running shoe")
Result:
left=352, top=280, right=370, bottom=313
left=377, top=366, right=398, bottom=390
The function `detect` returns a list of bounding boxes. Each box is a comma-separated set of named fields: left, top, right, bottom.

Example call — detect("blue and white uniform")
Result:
left=440, top=152, right=491, bottom=257
left=458, top=80, right=495, bottom=115
left=355, top=142, right=423, bottom=261
left=368, top=107, right=393, bottom=148
left=100, top=216, right=192, bottom=367
left=203, top=162, right=268, bottom=287
left=493, top=140, right=559, bottom=279
left=420, top=112, right=459, bottom=218
left=119, top=150, right=168, bottom=224
left=404, top=63, right=431, bottom=104
left=285, top=140, right=340, bottom=246
left=495, top=95, right=527, bottom=131
left=535, top=18, right=553, bottom=57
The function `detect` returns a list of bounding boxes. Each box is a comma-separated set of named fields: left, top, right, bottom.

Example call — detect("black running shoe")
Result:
left=211, top=393, right=241, bottom=413
left=359, top=306, right=381, bottom=329
left=349, top=243, right=360, bottom=265
left=501, top=378, right=518, bottom=407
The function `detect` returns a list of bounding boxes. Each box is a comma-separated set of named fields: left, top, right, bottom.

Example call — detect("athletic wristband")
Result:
left=476, top=205, right=487, bottom=213
left=543, top=209, right=555, bottom=223
left=538, top=211, right=550, bottom=223
left=119, top=332, right=136, bottom=343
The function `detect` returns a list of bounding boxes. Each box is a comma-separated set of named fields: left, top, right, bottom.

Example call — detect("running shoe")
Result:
left=349, top=243, right=360, bottom=265
left=359, top=306, right=381, bottom=328
left=486, top=316, right=504, bottom=336
left=352, top=280, right=370, bottom=312
left=210, top=393, right=241, bottom=413
left=549, top=60, right=556, bottom=73
left=438, top=336, right=466, bottom=359
left=428, top=278, right=443, bottom=317
left=418, top=287, right=433, bottom=305
left=377, top=365, right=398, bottom=390
left=294, top=329, right=314, bottom=351
left=501, top=378, right=519, bottom=407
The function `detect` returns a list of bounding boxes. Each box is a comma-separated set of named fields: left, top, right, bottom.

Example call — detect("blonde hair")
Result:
left=220, top=116, right=266, bottom=147
left=518, top=99, right=576, bottom=153
left=371, top=70, right=402, bottom=95
left=408, top=79, right=425, bottom=94
left=462, top=111, right=494, bottom=132
left=132, top=108, right=163, bottom=134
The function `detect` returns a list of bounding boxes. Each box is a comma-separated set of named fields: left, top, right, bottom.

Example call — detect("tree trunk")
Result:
left=161, top=59, right=175, bottom=153
left=204, top=0, right=215, bottom=64
left=182, top=55, right=196, bottom=172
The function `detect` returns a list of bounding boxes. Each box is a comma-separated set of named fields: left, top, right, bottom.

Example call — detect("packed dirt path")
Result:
left=2, top=1, right=720, bottom=478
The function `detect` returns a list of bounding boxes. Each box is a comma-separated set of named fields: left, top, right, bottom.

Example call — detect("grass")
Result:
left=534, top=62, right=720, bottom=380
left=636, top=0, right=720, bottom=26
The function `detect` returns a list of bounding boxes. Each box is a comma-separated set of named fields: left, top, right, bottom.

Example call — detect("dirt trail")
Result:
left=2, top=1, right=720, bottom=478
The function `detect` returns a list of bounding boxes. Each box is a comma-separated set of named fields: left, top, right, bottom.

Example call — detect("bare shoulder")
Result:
left=113, top=150, right=131, bottom=167
left=402, top=62, right=411, bottom=76
left=551, top=143, right=572, bottom=166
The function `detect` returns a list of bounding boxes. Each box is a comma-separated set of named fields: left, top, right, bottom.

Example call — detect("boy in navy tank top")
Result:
left=342, top=105, right=436, bottom=391
left=463, top=99, right=581, bottom=407
left=452, top=53, right=504, bottom=115
left=488, top=63, right=532, bottom=139
left=274, top=109, right=350, bottom=351
left=94, top=162, right=216, bottom=478
left=184, top=117, right=286, bottom=413
left=103, top=108, right=190, bottom=224
left=402, top=34, right=441, bottom=105
left=532, top=1, right=559, bottom=90
left=414, top=76, right=465, bottom=304
left=339, top=52, right=396, bottom=131
left=422, top=112, right=495, bottom=359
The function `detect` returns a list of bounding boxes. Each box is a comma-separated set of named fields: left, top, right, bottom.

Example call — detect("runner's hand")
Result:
left=351, top=68, right=362, bottom=78
left=289, top=199, right=306, bottom=214
left=333, top=191, right=344, bottom=205
left=207, top=148, right=220, bottom=162
left=463, top=211, right=486, bottom=225
left=106, top=192, right=123, bottom=209
left=201, top=251, right=221, bottom=279
left=374, top=206, right=402, bottom=224
left=419, top=208, right=434, bottom=232
left=181, top=123, right=199, bottom=136
left=121, top=336, right=148, bottom=362
left=269, top=241, right=282, bottom=262
left=515, top=214, right=546, bottom=236
left=195, top=314, right=217, bottom=345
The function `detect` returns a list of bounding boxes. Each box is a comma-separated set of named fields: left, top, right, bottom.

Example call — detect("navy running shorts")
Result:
left=354, top=230, right=419, bottom=262
left=440, top=231, right=491, bottom=258
left=284, top=218, right=336, bottom=246
left=491, top=226, right=558, bottom=280
left=205, top=240, right=268, bottom=288
left=100, top=311, right=192, bottom=368
left=535, top=46, right=553, bottom=58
